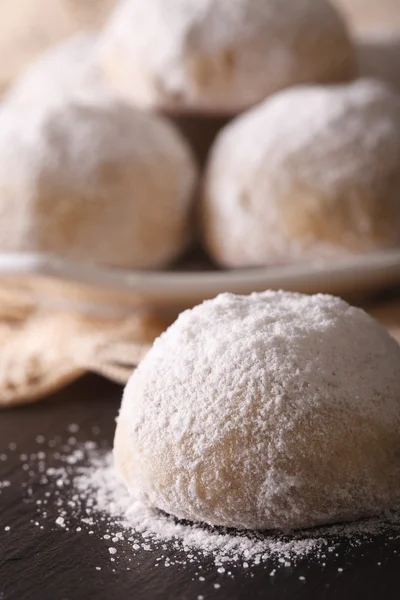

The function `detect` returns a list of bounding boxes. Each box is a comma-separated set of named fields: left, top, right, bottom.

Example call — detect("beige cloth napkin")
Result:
left=0, top=287, right=170, bottom=406
left=0, top=286, right=399, bottom=407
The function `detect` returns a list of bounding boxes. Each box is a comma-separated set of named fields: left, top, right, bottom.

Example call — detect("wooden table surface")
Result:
left=0, top=375, right=399, bottom=600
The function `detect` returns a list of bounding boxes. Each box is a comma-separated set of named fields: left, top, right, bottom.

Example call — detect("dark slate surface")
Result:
left=0, top=375, right=399, bottom=600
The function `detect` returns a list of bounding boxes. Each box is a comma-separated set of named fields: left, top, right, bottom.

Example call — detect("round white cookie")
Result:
left=3, top=33, right=108, bottom=111
left=0, top=0, right=116, bottom=97
left=0, top=98, right=198, bottom=269
left=99, top=0, right=356, bottom=115
left=3, top=32, right=226, bottom=170
left=202, top=79, right=400, bottom=268
left=115, top=291, right=400, bottom=531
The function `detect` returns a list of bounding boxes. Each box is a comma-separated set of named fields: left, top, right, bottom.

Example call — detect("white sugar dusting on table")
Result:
left=7, top=431, right=399, bottom=578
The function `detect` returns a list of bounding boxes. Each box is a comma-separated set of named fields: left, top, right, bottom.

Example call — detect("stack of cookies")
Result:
left=0, top=0, right=399, bottom=272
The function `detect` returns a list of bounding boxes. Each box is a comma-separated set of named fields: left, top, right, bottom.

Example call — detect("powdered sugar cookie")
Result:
left=0, top=0, right=116, bottom=97
left=115, top=291, right=400, bottom=531
left=2, top=32, right=231, bottom=168
left=3, top=33, right=108, bottom=110
left=0, top=97, right=198, bottom=269
left=99, top=0, right=356, bottom=115
left=202, top=79, right=400, bottom=268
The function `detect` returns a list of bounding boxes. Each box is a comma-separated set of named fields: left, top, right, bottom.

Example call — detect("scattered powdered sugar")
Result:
left=9, top=430, right=399, bottom=578
left=73, top=452, right=324, bottom=567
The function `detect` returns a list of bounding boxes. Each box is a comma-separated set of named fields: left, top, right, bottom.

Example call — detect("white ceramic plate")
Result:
left=0, top=250, right=399, bottom=316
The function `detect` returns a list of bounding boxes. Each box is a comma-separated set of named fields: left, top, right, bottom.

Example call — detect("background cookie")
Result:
left=202, top=79, right=400, bottom=268
left=3, top=33, right=107, bottom=110
left=99, top=0, right=356, bottom=115
left=0, top=0, right=116, bottom=98
left=0, top=97, right=198, bottom=269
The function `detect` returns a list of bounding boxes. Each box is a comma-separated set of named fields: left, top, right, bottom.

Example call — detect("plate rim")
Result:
left=0, top=249, right=398, bottom=295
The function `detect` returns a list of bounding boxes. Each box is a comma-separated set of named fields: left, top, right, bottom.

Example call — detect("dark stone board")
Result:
left=0, top=376, right=399, bottom=600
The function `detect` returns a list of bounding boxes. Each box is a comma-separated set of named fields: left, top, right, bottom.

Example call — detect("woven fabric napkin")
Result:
left=0, top=287, right=169, bottom=406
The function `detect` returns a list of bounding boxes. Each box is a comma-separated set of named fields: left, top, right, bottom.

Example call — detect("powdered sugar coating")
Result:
left=116, top=291, right=400, bottom=531
left=99, top=0, right=355, bottom=114
left=0, top=97, right=198, bottom=268
left=3, top=33, right=109, bottom=111
left=202, top=79, right=400, bottom=268
left=0, top=0, right=116, bottom=97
